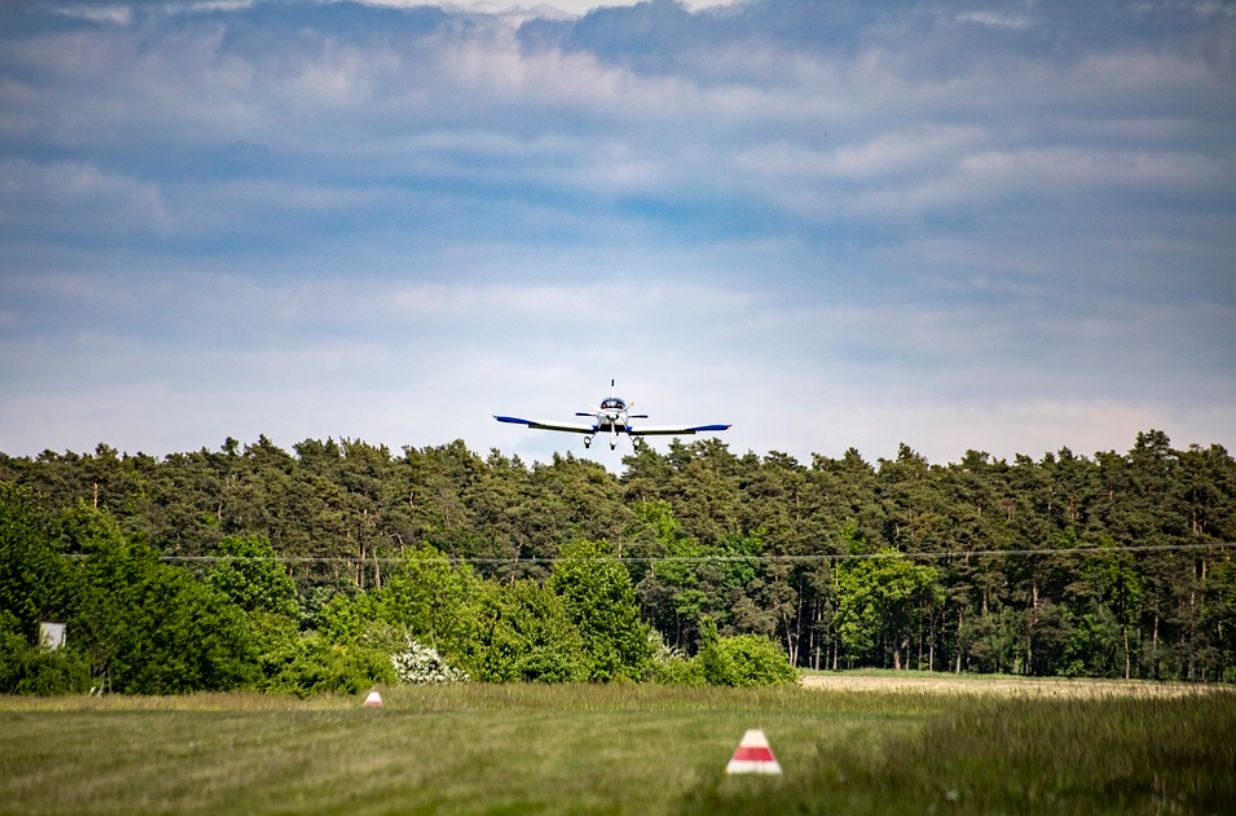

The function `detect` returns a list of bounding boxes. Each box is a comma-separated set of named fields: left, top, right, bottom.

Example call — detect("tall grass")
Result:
left=685, top=693, right=1236, bottom=815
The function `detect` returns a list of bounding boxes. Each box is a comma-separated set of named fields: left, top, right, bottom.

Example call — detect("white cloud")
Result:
left=361, top=0, right=741, bottom=17
left=0, top=159, right=174, bottom=236
left=955, top=10, right=1032, bottom=30
left=51, top=4, right=133, bottom=26
left=734, top=125, right=985, bottom=184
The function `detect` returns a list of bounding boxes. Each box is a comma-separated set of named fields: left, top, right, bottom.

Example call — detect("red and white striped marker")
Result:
left=725, top=729, right=782, bottom=775
left=363, top=690, right=383, bottom=708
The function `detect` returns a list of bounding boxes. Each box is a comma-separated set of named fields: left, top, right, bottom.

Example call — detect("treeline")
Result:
left=1, top=493, right=796, bottom=694
left=2, top=429, right=1235, bottom=684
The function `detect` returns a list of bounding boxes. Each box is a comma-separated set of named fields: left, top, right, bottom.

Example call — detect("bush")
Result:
left=249, top=611, right=302, bottom=685
left=0, top=610, right=91, bottom=695
left=266, top=635, right=395, bottom=697
left=391, top=639, right=468, bottom=685
left=699, top=634, right=798, bottom=687
left=474, top=579, right=587, bottom=683
left=0, top=611, right=27, bottom=690
left=509, top=649, right=584, bottom=683
left=13, top=648, right=92, bottom=695
left=652, top=655, right=706, bottom=686
left=647, top=629, right=704, bottom=686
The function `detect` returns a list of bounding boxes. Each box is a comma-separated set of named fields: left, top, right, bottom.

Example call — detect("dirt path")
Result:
left=800, top=672, right=1230, bottom=698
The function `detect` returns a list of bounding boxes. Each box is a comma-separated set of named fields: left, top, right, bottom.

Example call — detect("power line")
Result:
left=63, top=541, right=1236, bottom=566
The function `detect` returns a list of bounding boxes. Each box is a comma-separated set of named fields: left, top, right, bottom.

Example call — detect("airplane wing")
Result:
left=494, top=416, right=598, bottom=435
left=629, top=423, right=731, bottom=436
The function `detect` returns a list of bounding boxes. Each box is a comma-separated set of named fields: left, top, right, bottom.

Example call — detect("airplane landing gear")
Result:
left=584, top=436, right=593, bottom=449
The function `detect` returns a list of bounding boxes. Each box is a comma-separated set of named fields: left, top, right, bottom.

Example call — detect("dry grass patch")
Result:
left=801, top=670, right=1230, bottom=698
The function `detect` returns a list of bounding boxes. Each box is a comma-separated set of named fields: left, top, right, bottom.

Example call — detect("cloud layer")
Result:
left=2, top=0, right=1234, bottom=466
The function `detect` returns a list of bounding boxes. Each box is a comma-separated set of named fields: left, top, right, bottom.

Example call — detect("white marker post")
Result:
left=725, top=729, right=782, bottom=775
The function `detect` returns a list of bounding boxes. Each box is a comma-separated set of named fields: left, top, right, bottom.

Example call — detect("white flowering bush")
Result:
left=391, top=639, right=469, bottom=685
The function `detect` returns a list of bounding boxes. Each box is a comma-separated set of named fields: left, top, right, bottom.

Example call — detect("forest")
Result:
left=2, top=428, right=1234, bottom=694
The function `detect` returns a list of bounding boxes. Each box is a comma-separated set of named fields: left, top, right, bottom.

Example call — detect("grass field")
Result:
left=1, top=676, right=1233, bottom=815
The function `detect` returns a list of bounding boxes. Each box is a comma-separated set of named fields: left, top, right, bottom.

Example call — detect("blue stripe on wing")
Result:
left=495, top=416, right=599, bottom=433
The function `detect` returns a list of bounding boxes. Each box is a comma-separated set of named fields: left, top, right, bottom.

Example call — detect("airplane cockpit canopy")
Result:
left=601, top=397, right=626, bottom=411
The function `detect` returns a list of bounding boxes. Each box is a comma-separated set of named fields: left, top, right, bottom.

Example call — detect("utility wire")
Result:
left=63, top=541, right=1236, bottom=565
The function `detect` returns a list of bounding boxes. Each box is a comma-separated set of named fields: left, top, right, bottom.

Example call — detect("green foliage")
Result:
left=129, top=573, right=258, bottom=693
left=0, top=611, right=91, bottom=694
left=474, top=579, right=587, bottom=683
left=13, top=648, right=92, bottom=695
left=59, top=505, right=258, bottom=693
left=206, top=534, right=300, bottom=619
left=697, top=631, right=798, bottom=687
left=550, top=539, right=651, bottom=681
left=314, top=591, right=381, bottom=644
left=1061, top=607, right=1121, bottom=677
left=647, top=630, right=705, bottom=685
left=835, top=551, right=941, bottom=668
left=248, top=610, right=302, bottom=685
left=0, top=610, right=25, bottom=689
left=375, top=546, right=483, bottom=668
left=264, top=634, right=394, bottom=696
left=0, top=485, right=73, bottom=641
left=650, top=654, right=705, bottom=685
left=252, top=612, right=398, bottom=695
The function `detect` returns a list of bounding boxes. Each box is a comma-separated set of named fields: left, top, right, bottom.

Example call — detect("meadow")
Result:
left=0, top=677, right=1232, bottom=815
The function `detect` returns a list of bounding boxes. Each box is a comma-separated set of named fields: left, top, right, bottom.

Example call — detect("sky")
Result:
left=1, top=0, right=1234, bottom=469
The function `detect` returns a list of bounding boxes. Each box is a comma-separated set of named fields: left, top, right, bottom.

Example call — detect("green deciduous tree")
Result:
left=550, top=539, right=651, bottom=681
left=474, top=579, right=587, bottom=682
left=835, top=551, right=942, bottom=669
left=207, top=533, right=300, bottom=619
left=376, top=545, right=483, bottom=670
left=60, top=505, right=257, bottom=693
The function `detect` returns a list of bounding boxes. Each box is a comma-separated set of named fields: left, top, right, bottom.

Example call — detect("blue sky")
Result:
left=1, top=0, right=1233, bottom=467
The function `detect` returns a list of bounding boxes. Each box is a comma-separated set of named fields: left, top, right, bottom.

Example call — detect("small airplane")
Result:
left=495, top=380, right=731, bottom=450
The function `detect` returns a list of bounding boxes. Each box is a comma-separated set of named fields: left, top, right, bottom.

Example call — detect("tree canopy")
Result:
left=2, top=429, right=1235, bottom=688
